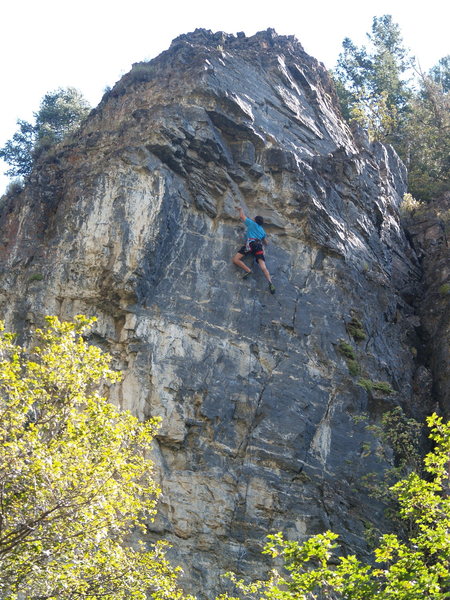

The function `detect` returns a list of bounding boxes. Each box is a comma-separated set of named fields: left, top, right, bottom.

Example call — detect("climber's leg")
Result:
left=232, top=251, right=251, bottom=274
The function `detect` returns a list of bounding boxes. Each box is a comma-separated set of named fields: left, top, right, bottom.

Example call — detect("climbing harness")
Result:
left=245, top=238, right=265, bottom=260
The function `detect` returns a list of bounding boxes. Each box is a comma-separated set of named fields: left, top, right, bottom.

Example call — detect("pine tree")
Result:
left=0, top=88, right=90, bottom=178
left=334, top=15, right=412, bottom=143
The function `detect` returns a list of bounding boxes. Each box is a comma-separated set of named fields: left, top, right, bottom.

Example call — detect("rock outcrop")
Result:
left=402, top=194, right=450, bottom=416
left=0, top=28, right=442, bottom=596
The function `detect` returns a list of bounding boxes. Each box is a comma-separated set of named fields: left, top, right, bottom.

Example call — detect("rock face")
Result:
left=0, top=28, right=442, bottom=596
left=402, top=194, right=450, bottom=416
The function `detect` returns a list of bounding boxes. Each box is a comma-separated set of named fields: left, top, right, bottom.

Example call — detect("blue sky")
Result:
left=1, top=0, right=449, bottom=193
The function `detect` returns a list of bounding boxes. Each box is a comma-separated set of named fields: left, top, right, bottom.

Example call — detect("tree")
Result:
left=0, top=316, right=190, bottom=600
left=0, top=87, right=90, bottom=178
left=429, top=55, right=450, bottom=93
left=334, top=17, right=449, bottom=200
left=403, top=64, right=450, bottom=200
left=368, top=15, right=411, bottom=99
left=220, top=413, right=450, bottom=600
left=334, top=15, right=412, bottom=143
left=0, top=120, right=36, bottom=177
left=34, top=87, right=91, bottom=148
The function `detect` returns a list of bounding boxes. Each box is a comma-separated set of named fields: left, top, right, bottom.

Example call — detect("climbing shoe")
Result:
left=242, top=271, right=252, bottom=280
left=269, top=283, right=276, bottom=294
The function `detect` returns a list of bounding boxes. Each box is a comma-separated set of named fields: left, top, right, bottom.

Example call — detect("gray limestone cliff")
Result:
left=0, top=28, right=447, bottom=597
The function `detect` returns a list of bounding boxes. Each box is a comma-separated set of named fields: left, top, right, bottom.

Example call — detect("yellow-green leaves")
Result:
left=221, top=415, right=450, bottom=600
left=0, top=316, right=190, bottom=600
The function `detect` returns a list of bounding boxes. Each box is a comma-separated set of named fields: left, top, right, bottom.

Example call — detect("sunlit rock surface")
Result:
left=0, top=28, right=445, bottom=597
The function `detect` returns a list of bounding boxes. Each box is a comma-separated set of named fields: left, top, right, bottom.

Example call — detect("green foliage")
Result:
left=347, top=359, right=361, bottom=376
left=362, top=408, right=423, bottom=506
left=27, top=273, right=44, bottom=282
left=439, top=283, right=450, bottom=295
left=357, top=378, right=394, bottom=395
left=337, top=340, right=360, bottom=375
left=221, top=414, right=450, bottom=599
left=372, top=381, right=394, bottom=394
left=332, top=75, right=354, bottom=121
left=338, top=339, right=356, bottom=360
left=429, top=55, right=450, bottom=93
left=34, top=87, right=90, bottom=149
left=0, top=120, right=36, bottom=177
left=350, top=412, right=369, bottom=425
left=400, top=192, right=425, bottom=215
left=403, top=68, right=450, bottom=201
left=0, top=88, right=90, bottom=178
left=0, top=316, right=191, bottom=600
left=128, top=63, right=156, bottom=83
left=358, top=378, right=375, bottom=392
left=368, top=407, right=422, bottom=470
left=334, top=15, right=412, bottom=144
left=346, top=316, right=367, bottom=341
left=334, top=16, right=449, bottom=201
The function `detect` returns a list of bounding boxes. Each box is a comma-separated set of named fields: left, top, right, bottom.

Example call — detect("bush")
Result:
left=358, top=378, right=394, bottom=395
left=0, top=316, right=190, bottom=600
left=400, top=193, right=425, bottom=215
left=128, top=63, right=156, bottom=84
left=338, top=340, right=357, bottom=360
left=220, top=414, right=450, bottom=600
left=346, top=316, right=367, bottom=341
left=347, top=359, right=361, bottom=376
left=337, top=340, right=362, bottom=376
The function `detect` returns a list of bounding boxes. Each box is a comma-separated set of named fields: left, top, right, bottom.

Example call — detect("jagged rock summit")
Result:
left=0, top=29, right=435, bottom=596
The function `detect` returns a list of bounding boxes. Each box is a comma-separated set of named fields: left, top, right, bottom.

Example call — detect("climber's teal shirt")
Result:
left=244, top=217, right=266, bottom=241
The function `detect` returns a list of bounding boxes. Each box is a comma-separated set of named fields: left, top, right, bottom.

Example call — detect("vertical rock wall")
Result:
left=0, top=29, right=438, bottom=596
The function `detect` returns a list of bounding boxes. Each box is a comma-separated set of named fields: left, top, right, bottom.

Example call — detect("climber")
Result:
left=232, top=207, right=276, bottom=294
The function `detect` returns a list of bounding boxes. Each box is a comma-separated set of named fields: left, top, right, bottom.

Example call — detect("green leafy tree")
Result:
left=429, top=55, right=450, bottom=93
left=334, top=15, right=412, bottom=143
left=334, top=17, right=449, bottom=200
left=0, top=316, right=191, bottom=600
left=0, top=87, right=90, bottom=178
left=403, top=65, right=450, bottom=200
left=0, top=120, right=36, bottom=177
left=368, top=15, right=411, bottom=102
left=220, top=413, right=450, bottom=599
left=34, top=87, right=91, bottom=148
